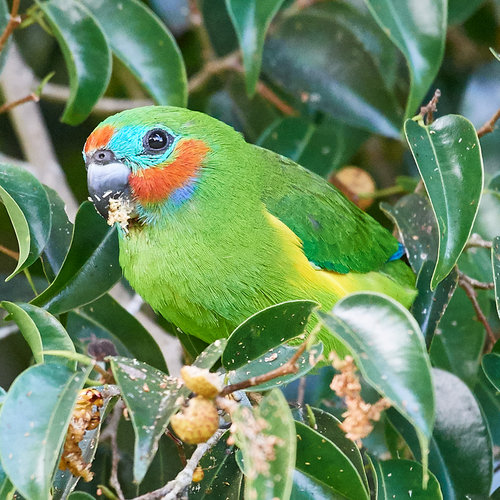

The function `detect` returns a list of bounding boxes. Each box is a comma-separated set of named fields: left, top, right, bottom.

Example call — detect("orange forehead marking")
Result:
left=129, top=139, right=210, bottom=204
left=84, top=124, right=115, bottom=154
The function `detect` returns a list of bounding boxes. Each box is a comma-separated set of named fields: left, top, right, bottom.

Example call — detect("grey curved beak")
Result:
left=86, top=150, right=133, bottom=219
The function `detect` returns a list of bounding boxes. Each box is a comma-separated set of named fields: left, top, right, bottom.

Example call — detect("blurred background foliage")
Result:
left=1, top=0, right=500, bottom=498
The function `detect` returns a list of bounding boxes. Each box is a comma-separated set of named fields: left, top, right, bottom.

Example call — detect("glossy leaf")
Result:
left=69, top=293, right=168, bottom=373
left=79, top=0, right=187, bottom=107
left=188, top=431, right=242, bottom=500
left=41, top=186, right=73, bottom=281
left=319, top=292, right=435, bottom=470
left=365, top=0, right=447, bottom=118
left=429, top=286, right=487, bottom=388
left=39, top=0, right=112, bottom=125
left=493, top=236, right=500, bottom=318
left=405, top=115, right=483, bottom=288
left=223, top=300, right=317, bottom=371
left=199, top=0, right=238, bottom=57
left=53, top=393, right=118, bottom=500
left=381, top=193, right=438, bottom=275
left=482, top=352, right=500, bottom=392
left=474, top=367, right=500, bottom=448
left=370, top=458, right=442, bottom=499
left=448, top=0, right=487, bottom=24
left=388, top=368, right=493, bottom=500
left=226, top=0, right=285, bottom=96
left=109, top=357, right=179, bottom=483
left=108, top=341, right=225, bottom=483
left=1, top=302, right=75, bottom=368
left=226, top=342, right=323, bottom=392
left=411, top=261, right=458, bottom=349
left=67, top=493, right=96, bottom=500
left=257, top=117, right=369, bottom=177
left=262, top=2, right=404, bottom=138
left=232, top=388, right=296, bottom=500
left=0, top=163, right=51, bottom=281
left=0, top=363, right=92, bottom=500
left=31, top=202, right=121, bottom=315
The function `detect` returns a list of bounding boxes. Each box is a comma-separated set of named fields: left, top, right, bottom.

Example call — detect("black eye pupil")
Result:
left=148, top=131, right=166, bottom=149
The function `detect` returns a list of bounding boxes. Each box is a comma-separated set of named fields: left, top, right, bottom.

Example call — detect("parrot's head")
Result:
left=84, top=106, right=240, bottom=226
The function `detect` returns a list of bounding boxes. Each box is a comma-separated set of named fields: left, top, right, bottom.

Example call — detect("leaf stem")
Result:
left=0, top=243, right=19, bottom=260
left=0, top=0, right=21, bottom=55
left=477, top=107, right=500, bottom=138
left=0, top=92, right=39, bottom=115
left=22, top=268, right=37, bottom=295
left=357, top=185, right=407, bottom=200
left=419, top=89, right=441, bottom=125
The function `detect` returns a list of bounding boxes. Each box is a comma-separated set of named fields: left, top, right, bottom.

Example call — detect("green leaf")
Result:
left=411, top=261, right=458, bottom=349
left=474, top=367, right=500, bottom=448
left=381, top=193, right=438, bottom=275
left=78, top=0, right=187, bottom=107
left=41, top=186, right=73, bottom=281
left=232, top=388, right=296, bottom=500
left=1, top=302, right=75, bottom=368
left=0, top=163, right=52, bottom=281
left=53, top=393, right=118, bottom=500
left=188, top=431, right=242, bottom=500
left=262, top=2, right=404, bottom=138
left=0, top=363, right=93, bottom=500
left=226, top=342, right=323, bottom=392
left=39, top=0, right=112, bottom=125
left=0, top=0, right=10, bottom=74
left=482, top=352, right=500, bottom=391
left=405, top=115, right=483, bottom=289
left=493, top=236, right=500, bottom=318
left=319, top=292, right=435, bottom=473
left=429, top=287, right=486, bottom=388
left=0, top=461, right=15, bottom=500
left=370, top=457, right=442, bottom=499
left=223, top=300, right=317, bottom=371
left=294, top=408, right=369, bottom=500
left=31, top=202, right=121, bottom=315
left=225, top=0, right=285, bottom=96
left=388, top=368, right=493, bottom=500
left=69, top=293, right=168, bottom=373
left=108, top=356, right=178, bottom=483
left=448, top=0, right=487, bottom=24
left=199, top=0, right=238, bottom=57
left=364, top=0, right=447, bottom=118
left=192, top=338, right=228, bottom=369
left=67, top=493, right=96, bottom=500
left=257, top=117, right=369, bottom=178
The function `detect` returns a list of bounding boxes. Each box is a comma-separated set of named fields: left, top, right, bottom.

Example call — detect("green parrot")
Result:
left=85, top=106, right=416, bottom=354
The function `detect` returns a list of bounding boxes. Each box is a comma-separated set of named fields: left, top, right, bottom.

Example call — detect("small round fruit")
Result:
left=171, top=396, right=219, bottom=444
left=180, top=365, right=222, bottom=398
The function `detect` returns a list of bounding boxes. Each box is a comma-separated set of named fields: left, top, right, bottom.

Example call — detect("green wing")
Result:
left=257, top=146, right=399, bottom=274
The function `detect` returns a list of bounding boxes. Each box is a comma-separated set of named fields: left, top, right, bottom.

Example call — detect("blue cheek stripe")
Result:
left=387, top=243, right=405, bottom=262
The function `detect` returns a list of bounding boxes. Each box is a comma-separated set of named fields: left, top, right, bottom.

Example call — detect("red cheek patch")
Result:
left=129, top=139, right=210, bottom=204
left=84, top=124, right=116, bottom=154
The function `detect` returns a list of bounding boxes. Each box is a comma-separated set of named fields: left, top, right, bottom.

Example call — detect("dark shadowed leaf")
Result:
left=40, top=187, right=73, bottom=282
left=31, top=202, right=121, bottom=315
left=411, top=261, right=458, bottom=349
left=188, top=431, right=242, bottom=500
left=223, top=300, right=317, bottom=371
left=1, top=302, right=75, bottom=368
left=493, top=236, right=500, bottom=318
left=429, top=286, right=486, bottom=389
left=365, top=0, right=446, bottom=118
left=482, top=352, right=500, bottom=392
left=199, top=0, right=238, bottom=57
left=319, top=292, right=434, bottom=471
left=225, top=0, right=285, bottom=95
left=39, top=0, right=111, bottom=125
left=370, top=457, right=442, bottom=499
left=388, top=368, right=492, bottom=500
left=257, top=117, right=369, bottom=178
left=448, top=0, right=487, bottom=24
left=0, top=461, right=15, bottom=500
left=0, top=163, right=51, bottom=281
left=0, top=363, right=92, bottom=500
left=405, top=115, right=483, bottom=289
left=381, top=193, right=438, bottom=275
left=0, top=0, right=10, bottom=73
left=474, top=367, right=500, bottom=448
left=232, top=389, right=295, bottom=500
left=262, top=2, right=404, bottom=137
left=79, top=0, right=187, bottom=107
left=70, top=292, right=167, bottom=372
left=67, top=493, right=96, bottom=500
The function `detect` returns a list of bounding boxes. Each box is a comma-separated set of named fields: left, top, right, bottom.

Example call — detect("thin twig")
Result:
left=0, top=0, right=21, bottom=55
left=256, top=81, right=298, bottom=116
left=0, top=92, right=39, bottom=115
left=465, top=233, right=493, bottom=251
left=219, top=339, right=311, bottom=396
left=458, top=270, right=496, bottom=351
left=296, top=377, right=307, bottom=407
left=477, top=107, right=500, bottom=138
left=0, top=244, right=19, bottom=260
left=187, top=51, right=241, bottom=93
left=132, top=429, right=226, bottom=500
left=420, top=89, right=441, bottom=125
left=100, top=400, right=126, bottom=500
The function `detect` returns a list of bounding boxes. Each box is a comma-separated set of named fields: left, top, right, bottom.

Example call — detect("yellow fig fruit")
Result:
left=192, top=466, right=204, bottom=483
left=180, top=365, right=222, bottom=398
left=171, top=396, right=219, bottom=444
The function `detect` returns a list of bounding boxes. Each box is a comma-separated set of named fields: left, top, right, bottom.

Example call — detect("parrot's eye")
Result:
left=143, top=129, right=174, bottom=153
